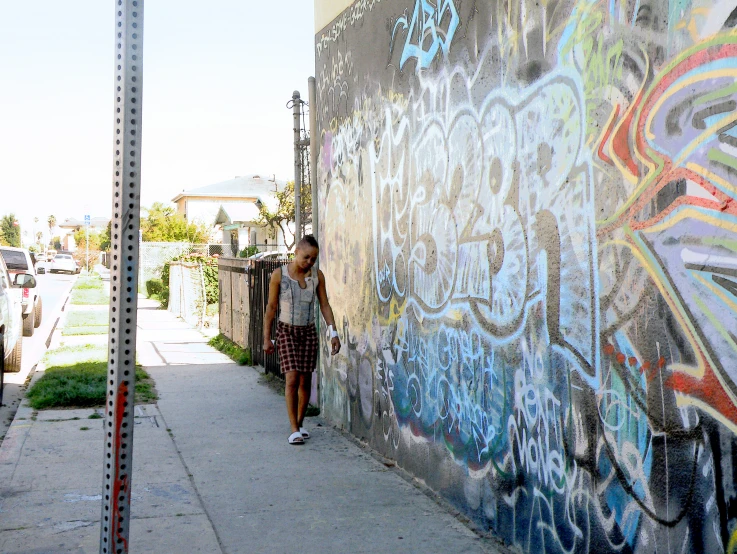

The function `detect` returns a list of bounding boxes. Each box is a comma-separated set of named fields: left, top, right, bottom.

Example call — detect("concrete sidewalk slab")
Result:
left=0, top=404, right=221, bottom=553
left=141, top=305, right=498, bottom=553
left=0, top=296, right=503, bottom=554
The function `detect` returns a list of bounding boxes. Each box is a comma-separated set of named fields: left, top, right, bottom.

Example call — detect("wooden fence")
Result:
left=217, top=257, right=288, bottom=377
left=217, top=258, right=250, bottom=347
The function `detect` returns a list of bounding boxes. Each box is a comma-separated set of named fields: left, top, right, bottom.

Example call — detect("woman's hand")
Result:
left=330, top=336, right=341, bottom=356
left=264, top=338, right=275, bottom=355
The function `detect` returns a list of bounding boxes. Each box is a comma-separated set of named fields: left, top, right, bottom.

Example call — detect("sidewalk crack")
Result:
left=156, top=408, right=226, bottom=554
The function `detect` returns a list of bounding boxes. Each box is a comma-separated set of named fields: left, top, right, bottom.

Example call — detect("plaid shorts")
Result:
left=276, top=321, right=318, bottom=374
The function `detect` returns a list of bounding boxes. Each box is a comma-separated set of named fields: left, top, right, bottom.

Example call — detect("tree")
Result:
left=35, top=231, right=43, bottom=244
left=73, top=228, right=102, bottom=251
left=254, top=181, right=311, bottom=250
left=47, top=215, right=56, bottom=246
left=100, top=221, right=111, bottom=251
left=140, top=202, right=210, bottom=243
left=0, top=214, right=21, bottom=247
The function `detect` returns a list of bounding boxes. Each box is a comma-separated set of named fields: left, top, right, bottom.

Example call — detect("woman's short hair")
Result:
left=297, top=235, right=319, bottom=250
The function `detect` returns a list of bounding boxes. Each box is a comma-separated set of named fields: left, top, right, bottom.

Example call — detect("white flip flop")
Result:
left=288, top=431, right=305, bottom=445
left=300, top=427, right=310, bottom=439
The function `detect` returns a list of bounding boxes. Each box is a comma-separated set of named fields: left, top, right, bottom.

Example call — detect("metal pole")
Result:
left=86, top=223, right=89, bottom=273
left=308, top=78, right=318, bottom=248
left=100, top=2, right=143, bottom=552
left=308, top=76, right=321, bottom=409
left=292, top=90, right=302, bottom=246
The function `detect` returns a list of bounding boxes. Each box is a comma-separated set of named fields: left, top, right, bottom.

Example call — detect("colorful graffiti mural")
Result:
left=315, top=0, right=737, bottom=551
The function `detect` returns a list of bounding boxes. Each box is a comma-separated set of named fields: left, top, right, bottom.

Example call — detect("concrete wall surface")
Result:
left=314, top=0, right=737, bottom=552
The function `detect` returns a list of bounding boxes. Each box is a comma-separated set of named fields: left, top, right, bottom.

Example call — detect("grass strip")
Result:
left=63, top=326, right=110, bottom=336
left=74, top=274, right=104, bottom=290
left=27, top=361, right=156, bottom=410
left=43, top=344, right=108, bottom=367
left=62, top=310, right=109, bottom=336
left=208, top=334, right=252, bottom=365
left=70, top=288, right=109, bottom=305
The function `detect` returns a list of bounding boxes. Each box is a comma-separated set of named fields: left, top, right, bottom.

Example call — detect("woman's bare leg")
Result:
left=297, top=372, right=312, bottom=428
left=285, top=371, right=300, bottom=433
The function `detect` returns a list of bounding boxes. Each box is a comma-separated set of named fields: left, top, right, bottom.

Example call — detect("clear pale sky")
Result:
left=0, top=1, right=315, bottom=242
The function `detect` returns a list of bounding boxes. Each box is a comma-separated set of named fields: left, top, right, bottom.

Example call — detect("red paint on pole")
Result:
left=111, top=380, right=129, bottom=552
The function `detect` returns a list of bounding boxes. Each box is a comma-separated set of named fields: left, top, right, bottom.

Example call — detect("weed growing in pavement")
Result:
left=80, top=427, right=90, bottom=431
left=259, top=372, right=285, bottom=396
left=88, top=413, right=103, bottom=419
left=208, top=334, right=252, bottom=365
left=27, top=361, right=157, bottom=410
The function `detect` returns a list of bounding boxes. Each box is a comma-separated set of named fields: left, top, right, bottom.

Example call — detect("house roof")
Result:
left=214, top=203, right=262, bottom=226
left=172, top=174, right=286, bottom=203
left=58, top=217, right=110, bottom=229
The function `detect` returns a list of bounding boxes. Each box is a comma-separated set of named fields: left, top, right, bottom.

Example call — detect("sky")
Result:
left=0, top=1, right=315, bottom=244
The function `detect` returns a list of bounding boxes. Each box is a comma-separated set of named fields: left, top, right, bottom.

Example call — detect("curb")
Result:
left=0, top=277, right=76, bottom=452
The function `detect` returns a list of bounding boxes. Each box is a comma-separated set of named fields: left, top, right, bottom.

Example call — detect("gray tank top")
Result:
left=278, top=264, right=317, bottom=326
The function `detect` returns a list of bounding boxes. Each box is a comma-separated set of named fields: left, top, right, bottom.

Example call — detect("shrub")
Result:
left=239, top=245, right=259, bottom=258
left=146, top=278, right=163, bottom=297
left=159, top=253, right=219, bottom=308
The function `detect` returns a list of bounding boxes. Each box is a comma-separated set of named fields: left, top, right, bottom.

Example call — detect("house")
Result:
left=172, top=174, right=292, bottom=252
left=213, top=203, right=287, bottom=255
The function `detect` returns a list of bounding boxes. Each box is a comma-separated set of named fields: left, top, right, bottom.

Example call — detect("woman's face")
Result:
left=296, top=245, right=318, bottom=270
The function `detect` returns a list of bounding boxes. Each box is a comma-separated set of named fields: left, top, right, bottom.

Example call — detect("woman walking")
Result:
left=263, top=235, right=341, bottom=445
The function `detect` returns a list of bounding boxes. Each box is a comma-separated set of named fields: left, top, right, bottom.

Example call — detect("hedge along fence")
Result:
left=160, top=253, right=219, bottom=328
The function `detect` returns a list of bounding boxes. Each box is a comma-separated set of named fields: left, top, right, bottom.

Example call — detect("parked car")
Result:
left=0, top=247, right=43, bottom=336
left=246, top=251, right=284, bottom=261
left=0, top=255, right=36, bottom=401
left=29, top=251, right=45, bottom=274
left=49, top=253, right=80, bottom=275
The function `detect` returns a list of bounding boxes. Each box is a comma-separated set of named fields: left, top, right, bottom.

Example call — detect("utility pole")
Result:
left=85, top=214, right=90, bottom=273
left=308, top=78, right=318, bottom=247
left=100, top=2, right=144, bottom=552
left=292, top=90, right=302, bottom=245
left=308, top=76, right=320, bottom=409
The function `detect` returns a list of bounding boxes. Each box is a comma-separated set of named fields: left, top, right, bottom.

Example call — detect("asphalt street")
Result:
left=0, top=271, right=76, bottom=439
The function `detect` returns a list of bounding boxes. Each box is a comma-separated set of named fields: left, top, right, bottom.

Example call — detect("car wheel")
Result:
left=34, top=297, right=43, bottom=328
left=6, top=336, right=22, bottom=373
left=22, top=310, right=35, bottom=337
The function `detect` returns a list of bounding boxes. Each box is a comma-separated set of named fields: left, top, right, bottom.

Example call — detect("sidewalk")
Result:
left=0, top=298, right=501, bottom=553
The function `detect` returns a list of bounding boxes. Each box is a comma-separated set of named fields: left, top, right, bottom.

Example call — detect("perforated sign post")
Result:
left=100, top=2, right=143, bottom=553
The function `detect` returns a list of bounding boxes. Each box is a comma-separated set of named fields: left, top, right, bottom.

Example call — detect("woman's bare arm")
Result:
left=263, top=268, right=281, bottom=354
left=317, top=269, right=340, bottom=355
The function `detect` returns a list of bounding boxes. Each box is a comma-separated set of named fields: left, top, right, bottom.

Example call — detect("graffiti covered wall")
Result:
left=314, top=0, right=737, bottom=551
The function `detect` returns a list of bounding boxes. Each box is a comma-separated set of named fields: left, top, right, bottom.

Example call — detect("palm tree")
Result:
left=47, top=215, right=56, bottom=246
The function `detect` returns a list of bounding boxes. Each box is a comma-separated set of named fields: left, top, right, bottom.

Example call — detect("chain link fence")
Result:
left=139, top=242, right=235, bottom=291
left=168, top=261, right=207, bottom=328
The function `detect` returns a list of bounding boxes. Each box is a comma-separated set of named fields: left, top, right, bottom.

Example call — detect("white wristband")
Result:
left=327, top=325, right=339, bottom=339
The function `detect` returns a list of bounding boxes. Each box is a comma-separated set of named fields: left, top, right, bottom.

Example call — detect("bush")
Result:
left=146, top=278, right=164, bottom=297
left=159, top=253, right=218, bottom=308
left=239, top=245, right=259, bottom=258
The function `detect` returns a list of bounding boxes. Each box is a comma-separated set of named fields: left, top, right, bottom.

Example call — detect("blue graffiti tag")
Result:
left=391, top=0, right=459, bottom=71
